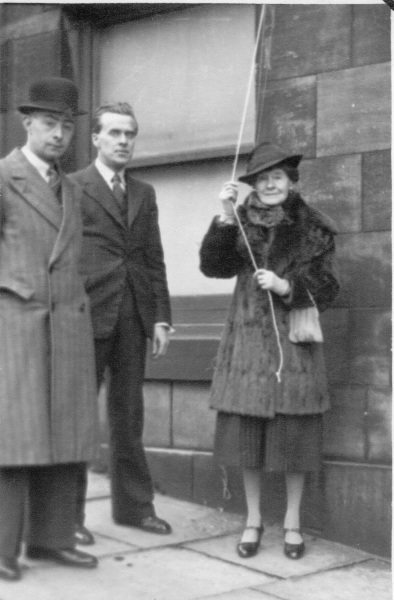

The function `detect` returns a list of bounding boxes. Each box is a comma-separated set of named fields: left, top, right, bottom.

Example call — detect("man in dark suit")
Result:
left=0, top=77, right=99, bottom=581
left=70, top=103, right=172, bottom=543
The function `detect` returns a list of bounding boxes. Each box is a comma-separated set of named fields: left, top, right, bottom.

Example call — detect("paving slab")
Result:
left=194, top=589, right=275, bottom=599
left=86, top=471, right=111, bottom=500
left=258, top=558, right=392, bottom=600
left=0, top=547, right=274, bottom=600
left=186, top=525, right=371, bottom=578
left=85, top=495, right=244, bottom=549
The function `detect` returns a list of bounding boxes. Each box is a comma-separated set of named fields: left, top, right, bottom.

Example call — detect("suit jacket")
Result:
left=70, top=164, right=171, bottom=339
left=0, top=149, right=98, bottom=466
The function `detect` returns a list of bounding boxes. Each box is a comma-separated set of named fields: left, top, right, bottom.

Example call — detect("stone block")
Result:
left=171, top=294, right=231, bottom=324
left=146, top=448, right=194, bottom=502
left=193, top=452, right=246, bottom=515
left=145, top=338, right=219, bottom=381
left=362, top=150, right=391, bottom=232
left=10, top=32, right=60, bottom=109
left=4, top=109, right=25, bottom=155
left=323, top=386, right=366, bottom=462
left=335, top=232, right=391, bottom=308
left=366, top=387, right=392, bottom=464
left=173, top=382, right=216, bottom=450
left=317, top=63, right=391, bottom=157
left=353, top=5, right=391, bottom=67
left=320, top=309, right=351, bottom=385
left=348, top=309, right=391, bottom=387
left=299, top=154, right=362, bottom=233
left=258, top=75, right=316, bottom=159
left=270, top=5, right=351, bottom=80
left=0, top=41, right=10, bottom=113
left=323, top=462, right=392, bottom=557
left=143, top=381, right=171, bottom=448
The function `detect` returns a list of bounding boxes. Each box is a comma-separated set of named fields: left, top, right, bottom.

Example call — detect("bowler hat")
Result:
left=238, top=142, right=303, bottom=185
left=18, top=77, right=86, bottom=116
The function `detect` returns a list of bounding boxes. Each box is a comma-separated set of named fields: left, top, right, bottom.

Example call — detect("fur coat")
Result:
left=199, top=191, right=340, bottom=418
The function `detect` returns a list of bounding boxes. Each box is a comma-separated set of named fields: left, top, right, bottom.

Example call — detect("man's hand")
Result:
left=255, top=269, right=290, bottom=297
left=152, top=324, right=170, bottom=359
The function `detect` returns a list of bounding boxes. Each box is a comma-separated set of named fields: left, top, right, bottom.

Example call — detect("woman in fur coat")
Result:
left=200, top=142, right=339, bottom=560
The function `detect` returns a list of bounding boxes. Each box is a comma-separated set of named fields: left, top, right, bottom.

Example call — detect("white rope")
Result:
left=231, top=202, right=284, bottom=383
left=229, top=4, right=283, bottom=382
left=230, top=4, right=267, bottom=183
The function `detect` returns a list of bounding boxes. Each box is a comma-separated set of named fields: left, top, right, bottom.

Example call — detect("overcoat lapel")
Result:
left=7, top=149, right=63, bottom=230
left=49, top=176, right=78, bottom=266
left=82, top=165, right=126, bottom=229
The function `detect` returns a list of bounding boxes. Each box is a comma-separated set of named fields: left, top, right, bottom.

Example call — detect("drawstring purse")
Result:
left=289, top=290, right=323, bottom=344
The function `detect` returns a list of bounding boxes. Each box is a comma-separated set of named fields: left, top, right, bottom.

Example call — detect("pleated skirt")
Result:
left=214, top=411, right=323, bottom=472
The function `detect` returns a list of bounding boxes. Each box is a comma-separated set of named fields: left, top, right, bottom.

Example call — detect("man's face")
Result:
left=23, top=111, right=75, bottom=163
left=92, top=112, right=138, bottom=171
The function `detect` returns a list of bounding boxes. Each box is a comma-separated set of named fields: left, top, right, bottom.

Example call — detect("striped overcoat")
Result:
left=0, top=149, right=99, bottom=466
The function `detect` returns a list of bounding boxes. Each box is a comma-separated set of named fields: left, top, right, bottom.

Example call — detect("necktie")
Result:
left=47, top=165, right=62, bottom=203
left=112, top=173, right=127, bottom=220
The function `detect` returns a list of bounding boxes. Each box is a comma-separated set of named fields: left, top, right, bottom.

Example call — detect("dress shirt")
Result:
left=94, top=158, right=126, bottom=191
left=21, top=146, right=55, bottom=182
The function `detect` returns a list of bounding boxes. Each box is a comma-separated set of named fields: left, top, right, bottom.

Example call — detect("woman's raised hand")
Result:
left=219, top=181, right=238, bottom=222
left=255, top=269, right=290, bottom=297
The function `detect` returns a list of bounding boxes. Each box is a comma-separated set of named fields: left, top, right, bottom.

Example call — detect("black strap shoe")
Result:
left=26, top=546, right=98, bottom=568
left=236, top=525, right=264, bottom=558
left=283, top=527, right=305, bottom=559
left=0, top=557, right=21, bottom=581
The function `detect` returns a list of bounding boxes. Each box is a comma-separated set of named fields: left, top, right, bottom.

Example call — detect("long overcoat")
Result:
left=200, top=191, right=340, bottom=418
left=0, top=149, right=99, bottom=466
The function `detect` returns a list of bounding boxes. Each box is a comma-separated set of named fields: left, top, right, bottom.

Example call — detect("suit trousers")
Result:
left=76, top=284, right=154, bottom=525
left=0, top=463, right=83, bottom=558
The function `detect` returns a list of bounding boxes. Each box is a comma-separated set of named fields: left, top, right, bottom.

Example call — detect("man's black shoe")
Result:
left=26, top=546, right=98, bottom=568
left=117, top=515, right=172, bottom=535
left=75, top=525, right=95, bottom=546
left=0, top=557, right=21, bottom=581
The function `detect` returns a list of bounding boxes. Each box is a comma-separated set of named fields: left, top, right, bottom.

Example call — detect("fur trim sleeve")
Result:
left=200, top=217, right=244, bottom=279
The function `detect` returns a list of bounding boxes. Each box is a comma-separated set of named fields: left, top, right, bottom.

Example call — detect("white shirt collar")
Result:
left=21, top=146, right=54, bottom=182
left=95, top=158, right=126, bottom=188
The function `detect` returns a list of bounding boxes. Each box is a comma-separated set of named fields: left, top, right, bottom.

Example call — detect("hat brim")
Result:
left=18, top=102, right=86, bottom=116
left=238, top=154, right=303, bottom=185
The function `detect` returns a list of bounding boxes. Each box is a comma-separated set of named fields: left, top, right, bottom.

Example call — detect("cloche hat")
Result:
left=18, top=77, right=86, bottom=116
left=238, top=142, right=303, bottom=185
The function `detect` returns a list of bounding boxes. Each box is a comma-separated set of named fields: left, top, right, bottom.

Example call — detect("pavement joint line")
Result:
left=250, top=586, right=290, bottom=600
left=181, top=545, right=286, bottom=580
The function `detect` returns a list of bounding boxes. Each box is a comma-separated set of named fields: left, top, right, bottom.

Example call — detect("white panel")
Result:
left=132, top=158, right=251, bottom=297
left=98, top=5, right=256, bottom=161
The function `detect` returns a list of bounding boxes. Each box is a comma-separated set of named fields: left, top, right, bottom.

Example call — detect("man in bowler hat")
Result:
left=70, top=102, right=172, bottom=543
left=0, top=77, right=99, bottom=580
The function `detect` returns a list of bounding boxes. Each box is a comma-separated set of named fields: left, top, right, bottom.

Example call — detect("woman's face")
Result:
left=254, top=168, right=293, bottom=206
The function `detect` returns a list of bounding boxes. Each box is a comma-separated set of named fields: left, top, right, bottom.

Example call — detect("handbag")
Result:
left=288, top=290, right=323, bottom=344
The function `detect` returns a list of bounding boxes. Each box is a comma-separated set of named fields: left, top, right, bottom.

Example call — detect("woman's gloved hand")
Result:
left=218, top=181, right=238, bottom=223
left=255, top=269, right=290, bottom=297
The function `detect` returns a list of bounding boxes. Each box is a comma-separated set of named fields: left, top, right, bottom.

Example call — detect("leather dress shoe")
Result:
left=118, top=515, right=172, bottom=535
left=236, top=525, right=264, bottom=558
left=75, top=525, right=95, bottom=546
left=283, top=528, right=305, bottom=560
left=26, top=546, right=98, bottom=568
left=0, top=557, right=21, bottom=581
